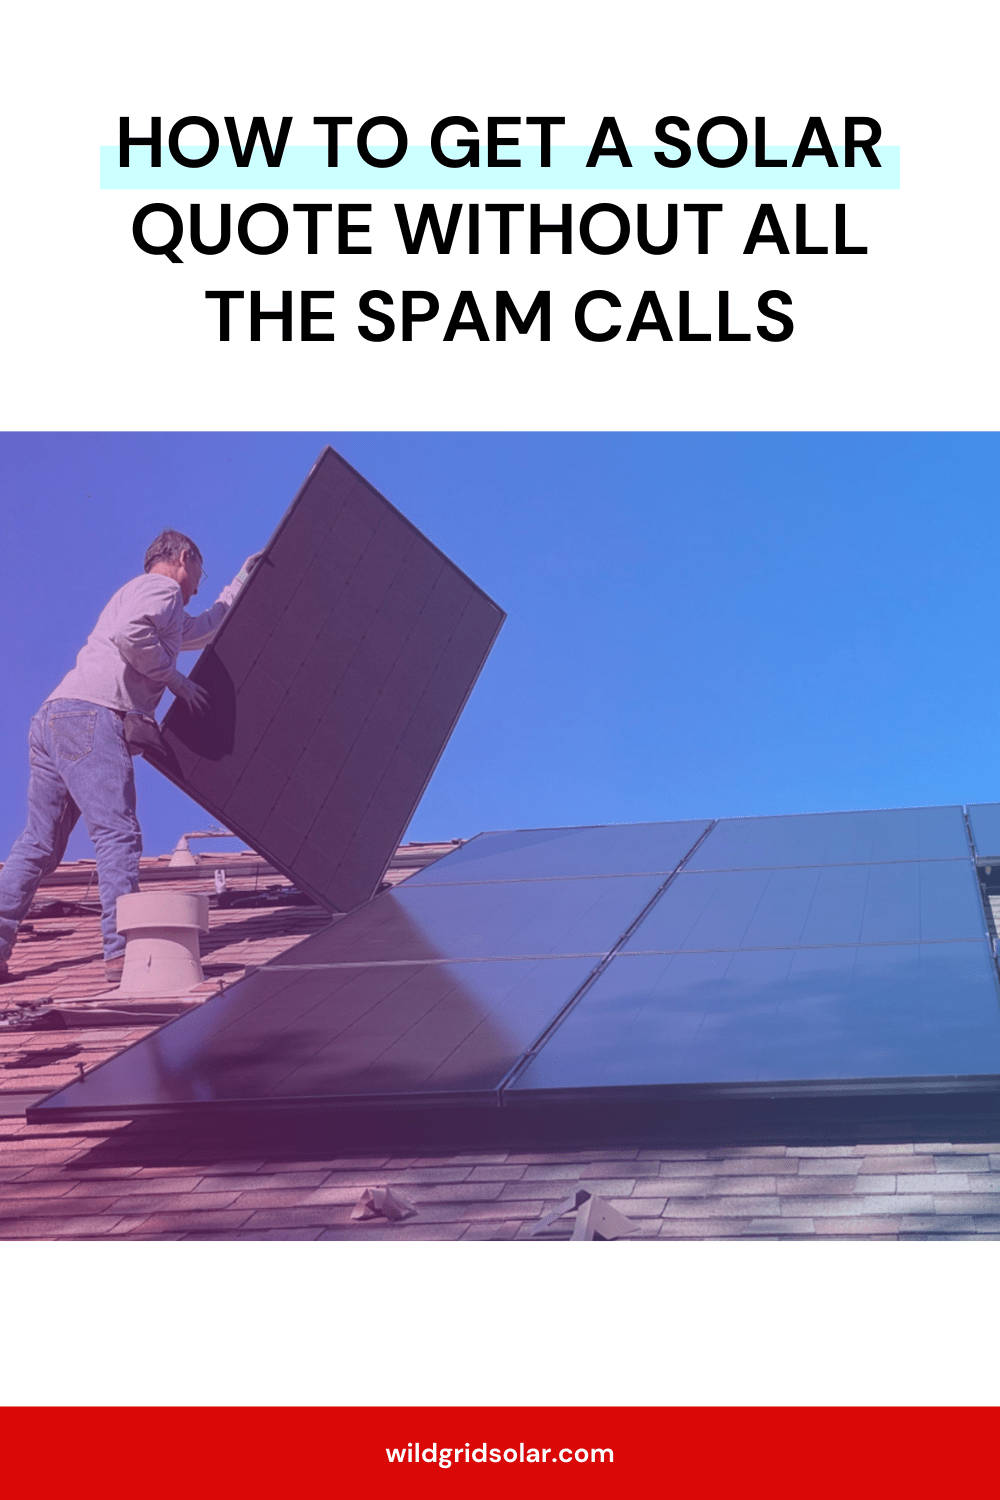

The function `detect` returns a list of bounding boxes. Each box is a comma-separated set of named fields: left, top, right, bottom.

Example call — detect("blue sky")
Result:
left=1, top=432, right=996, bottom=862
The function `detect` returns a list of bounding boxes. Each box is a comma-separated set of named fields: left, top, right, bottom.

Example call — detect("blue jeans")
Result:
left=0, top=700, right=142, bottom=963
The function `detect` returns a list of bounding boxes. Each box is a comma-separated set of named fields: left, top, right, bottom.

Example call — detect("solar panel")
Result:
left=510, top=942, right=1000, bottom=1091
left=967, top=804, right=1000, bottom=861
left=685, top=805, right=969, bottom=870
left=263, top=875, right=666, bottom=963
left=621, top=860, right=985, bottom=953
left=405, top=820, right=713, bottom=884
left=32, top=808, right=1000, bottom=1126
left=30, top=957, right=599, bottom=1112
left=154, top=446, right=506, bottom=912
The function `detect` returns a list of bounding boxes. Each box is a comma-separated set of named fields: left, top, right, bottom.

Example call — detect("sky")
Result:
left=1, top=431, right=997, bottom=863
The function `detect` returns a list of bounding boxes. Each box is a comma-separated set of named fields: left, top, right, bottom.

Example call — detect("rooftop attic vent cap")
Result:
left=112, top=891, right=210, bottom=997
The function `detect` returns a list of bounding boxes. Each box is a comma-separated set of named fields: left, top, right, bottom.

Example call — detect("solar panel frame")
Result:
left=967, top=804, right=1000, bottom=862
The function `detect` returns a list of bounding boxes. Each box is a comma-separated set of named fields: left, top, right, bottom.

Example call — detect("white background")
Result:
left=2, top=0, right=999, bottom=1407
left=3, top=0, right=998, bottom=429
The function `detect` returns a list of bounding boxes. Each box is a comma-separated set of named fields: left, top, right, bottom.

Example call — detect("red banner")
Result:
left=2, top=1407, right=997, bottom=1496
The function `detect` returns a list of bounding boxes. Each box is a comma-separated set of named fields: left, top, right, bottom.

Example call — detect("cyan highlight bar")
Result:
left=100, top=143, right=900, bottom=190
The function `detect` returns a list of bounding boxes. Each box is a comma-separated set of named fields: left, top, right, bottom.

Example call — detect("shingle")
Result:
left=0, top=1194, right=120, bottom=1219
left=227, top=1187, right=341, bottom=1211
left=461, top=1221, right=523, bottom=1240
left=320, top=1223, right=468, bottom=1241
left=858, top=1157, right=931, bottom=1174
left=740, top=1217, right=817, bottom=1235
left=896, top=1174, right=971, bottom=1193
left=105, top=1191, right=243, bottom=1214
left=191, top=1170, right=332, bottom=1191
left=0, top=1177, right=78, bottom=1199
left=776, top=1177, right=861, bottom=1196
left=67, top=1174, right=207, bottom=1197
left=644, top=1176, right=778, bottom=1197
left=499, top=1179, right=637, bottom=1201
left=853, top=1142, right=915, bottom=1156
left=785, top=1195, right=934, bottom=1217
left=796, top=1158, right=864, bottom=1176
left=785, top=1146, right=860, bottom=1158
left=404, top=1182, right=508, bottom=1205
left=916, top=1142, right=1000, bottom=1155
left=0, top=1214, right=135, bottom=1238
left=654, top=1218, right=765, bottom=1237
left=657, top=1156, right=801, bottom=1177
left=576, top=1160, right=661, bottom=1178
left=132, top=1210, right=256, bottom=1234
left=931, top=1155, right=990, bottom=1172
left=662, top=1195, right=782, bottom=1218
left=932, top=1198, right=1000, bottom=1217
left=185, top=1228, right=326, bottom=1241
left=601, top=1197, right=666, bottom=1218
left=811, top=1218, right=911, bottom=1236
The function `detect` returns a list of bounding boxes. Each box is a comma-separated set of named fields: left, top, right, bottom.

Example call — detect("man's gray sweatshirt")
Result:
left=47, top=572, right=242, bottom=718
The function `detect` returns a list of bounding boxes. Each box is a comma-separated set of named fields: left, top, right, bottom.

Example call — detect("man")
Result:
left=0, top=530, right=262, bottom=986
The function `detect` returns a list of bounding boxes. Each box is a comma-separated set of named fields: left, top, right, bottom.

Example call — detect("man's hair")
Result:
left=143, top=529, right=203, bottom=573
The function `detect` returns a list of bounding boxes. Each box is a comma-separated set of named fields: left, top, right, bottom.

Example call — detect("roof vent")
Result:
left=167, top=827, right=238, bottom=867
left=168, top=835, right=200, bottom=868
left=530, top=1187, right=637, bottom=1241
left=112, top=891, right=210, bottom=996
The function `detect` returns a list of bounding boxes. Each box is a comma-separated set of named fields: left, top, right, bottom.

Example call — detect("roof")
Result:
left=3, top=838, right=1000, bottom=1240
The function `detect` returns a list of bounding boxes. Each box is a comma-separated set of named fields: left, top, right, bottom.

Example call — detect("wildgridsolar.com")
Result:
left=386, top=1442, right=613, bottom=1468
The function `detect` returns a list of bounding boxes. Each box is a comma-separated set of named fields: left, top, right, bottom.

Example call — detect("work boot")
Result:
left=104, top=956, right=125, bottom=988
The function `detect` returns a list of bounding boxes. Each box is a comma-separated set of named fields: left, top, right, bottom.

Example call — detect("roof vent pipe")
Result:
left=112, top=891, right=210, bottom=996
left=168, top=835, right=201, bottom=868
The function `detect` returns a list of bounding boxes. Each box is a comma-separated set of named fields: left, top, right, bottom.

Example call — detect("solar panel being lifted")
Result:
left=31, top=807, right=1000, bottom=1131
left=151, top=446, right=506, bottom=913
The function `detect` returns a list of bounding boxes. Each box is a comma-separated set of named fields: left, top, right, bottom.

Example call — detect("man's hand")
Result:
left=236, top=550, right=265, bottom=585
left=173, top=675, right=209, bottom=715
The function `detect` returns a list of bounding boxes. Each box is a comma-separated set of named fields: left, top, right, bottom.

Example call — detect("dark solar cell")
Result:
left=511, top=940, right=1000, bottom=1091
left=967, top=804, right=1000, bottom=861
left=264, top=874, right=664, bottom=964
left=406, top=820, right=713, bottom=885
left=623, top=859, right=985, bottom=953
left=687, top=805, right=969, bottom=871
left=30, top=956, right=598, bottom=1112
left=154, top=447, right=505, bottom=913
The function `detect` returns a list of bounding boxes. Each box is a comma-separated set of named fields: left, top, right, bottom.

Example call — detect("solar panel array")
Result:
left=154, top=446, right=505, bottom=913
left=33, top=807, right=1000, bottom=1123
left=512, top=807, right=1000, bottom=1095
